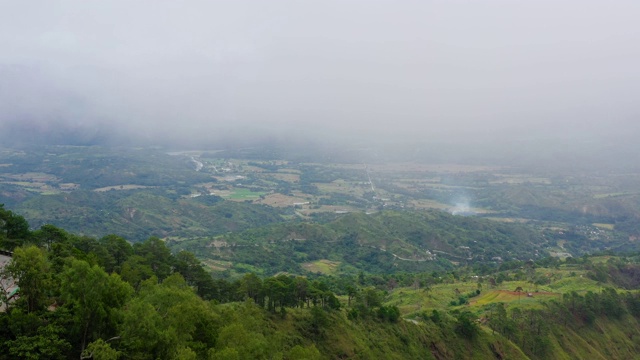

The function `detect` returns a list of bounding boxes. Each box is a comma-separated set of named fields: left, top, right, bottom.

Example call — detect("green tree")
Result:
left=215, top=323, right=268, bottom=359
left=99, top=235, right=133, bottom=273
left=6, top=245, right=52, bottom=313
left=455, top=311, right=479, bottom=339
left=377, top=305, right=400, bottom=322
left=263, top=277, right=286, bottom=312
left=6, top=323, right=71, bottom=360
left=173, top=251, right=217, bottom=300
left=120, top=255, right=155, bottom=289
left=293, top=276, right=309, bottom=308
left=118, top=298, right=165, bottom=359
left=70, top=235, right=113, bottom=269
left=33, top=224, right=69, bottom=250
left=134, top=237, right=173, bottom=280
left=81, top=339, right=122, bottom=360
left=0, top=205, right=31, bottom=250
left=345, top=284, right=357, bottom=308
left=360, top=287, right=382, bottom=309
left=60, top=259, right=133, bottom=355
left=307, top=306, right=330, bottom=339
left=119, top=274, right=218, bottom=359
left=238, top=273, right=263, bottom=305
left=286, top=344, right=321, bottom=360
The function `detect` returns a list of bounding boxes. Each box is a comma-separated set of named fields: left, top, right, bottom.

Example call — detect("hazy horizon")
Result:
left=1, top=1, right=639, bottom=162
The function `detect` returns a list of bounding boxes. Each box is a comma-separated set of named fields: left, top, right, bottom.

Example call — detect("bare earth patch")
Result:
left=255, top=193, right=311, bottom=207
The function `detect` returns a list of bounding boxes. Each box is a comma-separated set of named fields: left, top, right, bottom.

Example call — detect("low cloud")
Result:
left=1, top=1, right=638, bottom=161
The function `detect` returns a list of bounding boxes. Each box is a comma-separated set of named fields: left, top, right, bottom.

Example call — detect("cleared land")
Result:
left=302, top=259, right=341, bottom=275
left=225, top=188, right=267, bottom=200
left=255, top=193, right=311, bottom=207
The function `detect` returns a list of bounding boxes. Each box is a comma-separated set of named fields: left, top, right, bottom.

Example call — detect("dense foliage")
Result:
left=177, top=210, right=548, bottom=278
left=3, top=206, right=640, bottom=359
left=1, top=212, right=410, bottom=359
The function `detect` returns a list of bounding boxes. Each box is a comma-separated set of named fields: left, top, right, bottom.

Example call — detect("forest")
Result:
left=3, top=204, right=640, bottom=359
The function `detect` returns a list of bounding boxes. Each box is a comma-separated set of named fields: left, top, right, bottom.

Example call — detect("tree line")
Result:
left=1, top=204, right=403, bottom=359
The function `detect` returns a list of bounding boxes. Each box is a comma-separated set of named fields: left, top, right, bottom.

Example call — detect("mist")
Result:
left=1, top=1, right=639, bottom=164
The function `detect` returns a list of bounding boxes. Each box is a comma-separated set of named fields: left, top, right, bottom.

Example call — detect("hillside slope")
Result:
left=15, top=190, right=285, bottom=241
left=177, top=210, right=549, bottom=277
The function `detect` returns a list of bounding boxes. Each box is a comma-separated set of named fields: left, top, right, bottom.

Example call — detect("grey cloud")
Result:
left=1, top=0, right=639, bottom=154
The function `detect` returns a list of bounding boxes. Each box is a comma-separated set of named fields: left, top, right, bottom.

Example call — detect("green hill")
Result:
left=14, top=189, right=285, bottom=241
left=4, top=205, right=640, bottom=359
left=176, top=210, right=550, bottom=277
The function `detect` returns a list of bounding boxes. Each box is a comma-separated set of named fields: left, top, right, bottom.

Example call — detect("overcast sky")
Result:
left=1, top=1, right=639, bottom=150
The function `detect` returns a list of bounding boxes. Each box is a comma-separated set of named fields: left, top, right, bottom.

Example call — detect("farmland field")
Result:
left=1, top=145, right=639, bottom=261
left=225, top=188, right=267, bottom=200
left=94, top=184, right=154, bottom=192
left=302, top=259, right=341, bottom=275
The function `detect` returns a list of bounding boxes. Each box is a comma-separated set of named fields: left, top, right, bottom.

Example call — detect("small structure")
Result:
left=1, top=252, right=19, bottom=312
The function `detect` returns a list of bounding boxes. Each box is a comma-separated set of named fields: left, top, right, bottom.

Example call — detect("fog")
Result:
left=1, top=1, right=639, bottom=162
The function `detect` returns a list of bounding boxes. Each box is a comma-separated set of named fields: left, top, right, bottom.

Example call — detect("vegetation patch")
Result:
left=470, top=290, right=560, bottom=307
left=225, top=188, right=267, bottom=200
left=93, top=184, right=154, bottom=192
left=269, top=172, right=301, bottom=182
left=202, top=259, right=232, bottom=272
left=593, top=223, right=615, bottom=230
left=302, top=259, right=341, bottom=275
left=593, top=192, right=636, bottom=199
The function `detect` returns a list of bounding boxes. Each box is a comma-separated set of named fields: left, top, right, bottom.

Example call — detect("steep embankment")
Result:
left=257, top=306, right=530, bottom=360
left=541, top=315, right=640, bottom=360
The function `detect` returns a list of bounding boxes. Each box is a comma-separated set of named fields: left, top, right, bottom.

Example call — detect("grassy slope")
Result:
left=275, top=308, right=529, bottom=360
left=387, top=274, right=607, bottom=319
left=212, top=266, right=640, bottom=359
left=383, top=260, right=640, bottom=360
left=385, top=295, right=640, bottom=359
left=527, top=315, right=640, bottom=360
